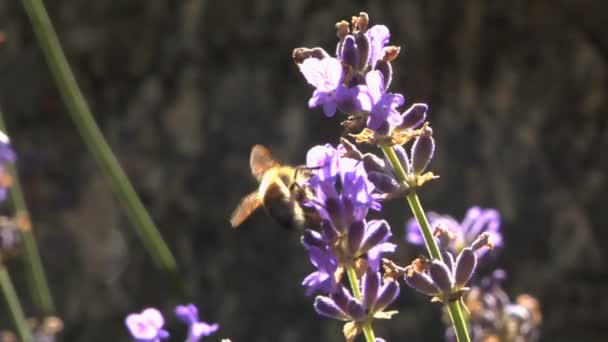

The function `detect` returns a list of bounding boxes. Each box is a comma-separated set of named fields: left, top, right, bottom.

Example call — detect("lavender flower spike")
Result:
left=125, top=308, right=169, bottom=342
left=175, top=304, right=219, bottom=342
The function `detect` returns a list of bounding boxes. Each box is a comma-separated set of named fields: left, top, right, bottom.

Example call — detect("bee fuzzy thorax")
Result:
left=230, top=145, right=312, bottom=230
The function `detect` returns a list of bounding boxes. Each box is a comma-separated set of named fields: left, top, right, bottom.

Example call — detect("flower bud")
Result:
left=429, top=260, right=453, bottom=293
left=367, top=171, right=399, bottom=194
left=315, top=296, right=350, bottom=321
left=404, top=267, right=440, bottom=296
left=359, top=220, right=390, bottom=254
left=411, top=129, right=435, bottom=175
left=355, top=33, right=370, bottom=71
left=340, top=35, right=360, bottom=70
left=454, top=248, right=477, bottom=288
left=374, top=281, right=400, bottom=312
left=362, top=153, right=386, bottom=174
left=363, top=270, right=380, bottom=309
left=400, top=103, right=428, bottom=130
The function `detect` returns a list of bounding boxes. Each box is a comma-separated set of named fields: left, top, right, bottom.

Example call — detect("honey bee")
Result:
left=230, top=145, right=316, bottom=230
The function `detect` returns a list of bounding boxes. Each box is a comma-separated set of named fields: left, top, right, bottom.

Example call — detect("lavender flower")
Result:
left=365, top=71, right=404, bottom=132
left=0, top=131, right=15, bottom=202
left=301, top=242, right=339, bottom=296
left=294, top=12, right=411, bottom=135
left=407, top=206, right=502, bottom=258
left=446, top=270, right=542, bottom=342
left=404, top=232, right=491, bottom=303
left=314, top=274, right=399, bottom=322
left=175, top=304, right=219, bottom=342
left=314, top=270, right=399, bottom=341
left=125, top=308, right=169, bottom=342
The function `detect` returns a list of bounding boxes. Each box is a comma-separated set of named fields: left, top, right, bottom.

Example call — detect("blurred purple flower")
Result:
left=0, top=132, right=15, bottom=203
left=125, top=308, right=169, bottom=342
left=175, top=304, right=219, bottom=342
left=407, top=206, right=502, bottom=258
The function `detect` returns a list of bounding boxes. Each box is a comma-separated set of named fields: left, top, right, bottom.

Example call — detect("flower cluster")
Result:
left=291, top=10, right=541, bottom=342
left=407, top=207, right=502, bottom=259
left=300, top=143, right=399, bottom=341
left=125, top=304, right=218, bottom=342
left=447, top=270, right=542, bottom=342
left=403, top=231, right=491, bottom=303
left=294, top=12, right=434, bottom=146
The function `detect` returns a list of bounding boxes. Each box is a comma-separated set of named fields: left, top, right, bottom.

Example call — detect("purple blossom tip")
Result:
left=125, top=308, right=169, bottom=341
left=175, top=303, right=219, bottom=341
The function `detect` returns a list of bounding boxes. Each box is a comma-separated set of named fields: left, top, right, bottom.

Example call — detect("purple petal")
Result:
left=141, top=308, right=164, bottom=329
left=359, top=220, right=391, bottom=254
left=190, top=322, right=219, bottom=339
left=125, top=313, right=157, bottom=340
left=367, top=171, right=399, bottom=194
left=400, top=103, right=428, bottom=129
left=454, top=248, right=477, bottom=288
left=301, top=229, right=327, bottom=249
left=404, top=269, right=440, bottom=296
left=336, top=85, right=371, bottom=114
left=374, top=281, right=400, bottom=312
left=368, top=92, right=405, bottom=130
left=345, top=299, right=367, bottom=322
left=411, top=135, right=435, bottom=175
left=363, top=270, right=380, bottom=309
left=298, top=57, right=342, bottom=91
left=405, top=218, right=425, bottom=245
left=429, top=261, right=454, bottom=293
left=175, top=304, right=198, bottom=324
left=367, top=242, right=396, bottom=272
left=340, top=35, right=360, bottom=68
left=314, top=296, right=351, bottom=321
left=366, top=25, right=390, bottom=66
left=365, top=70, right=384, bottom=104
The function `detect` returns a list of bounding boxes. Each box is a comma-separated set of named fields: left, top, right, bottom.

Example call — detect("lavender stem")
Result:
left=346, top=265, right=376, bottom=342
left=0, top=266, right=31, bottom=341
left=381, top=145, right=470, bottom=342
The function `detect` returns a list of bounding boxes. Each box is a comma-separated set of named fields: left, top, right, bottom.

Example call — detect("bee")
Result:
left=230, top=145, right=316, bottom=230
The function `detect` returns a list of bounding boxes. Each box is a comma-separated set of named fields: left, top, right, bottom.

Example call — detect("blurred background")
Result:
left=0, top=0, right=607, bottom=341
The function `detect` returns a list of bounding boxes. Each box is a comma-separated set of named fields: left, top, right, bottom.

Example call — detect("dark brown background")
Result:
left=0, top=1, right=606, bottom=341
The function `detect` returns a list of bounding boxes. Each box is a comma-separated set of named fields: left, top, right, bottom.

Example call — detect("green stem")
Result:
left=0, top=266, right=32, bottom=341
left=381, top=145, right=470, bottom=342
left=346, top=266, right=376, bottom=342
left=0, top=109, right=55, bottom=315
left=21, top=0, right=179, bottom=278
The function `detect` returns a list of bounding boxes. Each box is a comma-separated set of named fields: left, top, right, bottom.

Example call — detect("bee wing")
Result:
left=230, top=192, right=262, bottom=228
left=250, top=145, right=280, bottom=182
